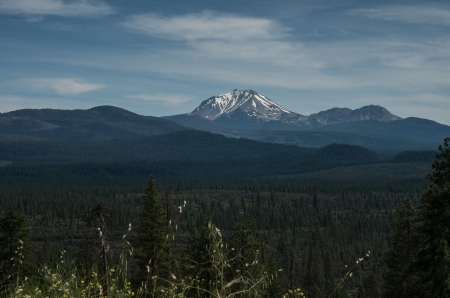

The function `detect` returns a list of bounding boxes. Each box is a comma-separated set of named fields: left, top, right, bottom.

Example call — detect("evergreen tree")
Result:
left=383, top=198, right=420, bottom=298
left=263, top=258, right=285, bottom=298
left=227, top=222, right=261, bottom=280
left=0, top=209, right=34, bottom=293
left=182, top=223, right=218, bottom=297
left=414, top=137, right=450, bottom=296
left=133, top=176, right=171, bottom=289
left=431, top=239, right=450, bottom=297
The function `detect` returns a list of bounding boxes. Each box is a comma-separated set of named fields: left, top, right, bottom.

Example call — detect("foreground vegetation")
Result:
left=0, top=138, right=449, bottom=297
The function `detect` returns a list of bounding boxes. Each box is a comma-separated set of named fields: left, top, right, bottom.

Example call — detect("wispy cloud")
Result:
left=122, top=11, right=323, bottom=70
left=351, top=6, right=450, bottom=25
left=122, top=11, right=287, bottom=42
left=127, top=94, right=194, bottom=107
left=0, top=0, right=113, bottom=18
left=26, top=78, right=104, bottom=96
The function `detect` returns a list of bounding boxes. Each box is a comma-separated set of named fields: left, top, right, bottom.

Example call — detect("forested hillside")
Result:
left=0, top=106, right=186, bottom=140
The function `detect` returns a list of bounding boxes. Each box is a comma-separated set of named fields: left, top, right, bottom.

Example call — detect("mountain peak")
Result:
left=189, top=89, right=293, bottom=121
left=343, top=105, right=402, bottom=122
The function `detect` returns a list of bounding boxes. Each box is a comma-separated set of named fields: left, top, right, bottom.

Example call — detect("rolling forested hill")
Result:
left=0, top=105, right=186, bottom=140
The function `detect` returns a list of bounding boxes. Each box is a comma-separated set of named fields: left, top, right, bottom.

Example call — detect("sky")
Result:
left=1, top=0, right=450, bottom=125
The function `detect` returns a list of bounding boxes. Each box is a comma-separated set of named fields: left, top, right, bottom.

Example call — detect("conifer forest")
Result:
left=1, top=137, right=449, bottom=297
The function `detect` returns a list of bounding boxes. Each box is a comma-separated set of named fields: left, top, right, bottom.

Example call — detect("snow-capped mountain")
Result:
left=188, top=89, right=310, bottom=129
left=179, top=89, right=402, bottom=130
left=189, top=89, right=299, bottom=121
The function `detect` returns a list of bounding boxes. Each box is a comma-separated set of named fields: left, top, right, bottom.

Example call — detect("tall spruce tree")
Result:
left=414, top=137, right=450, bottom=296
left=134, top=176, right=171, bottom=288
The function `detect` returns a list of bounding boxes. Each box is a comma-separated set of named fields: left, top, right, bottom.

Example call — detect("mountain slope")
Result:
left=315, top=117, right=450, bottom=143
left=0, top=106, right=187, bottom=140
left=0, top=130, right=315, bottom=165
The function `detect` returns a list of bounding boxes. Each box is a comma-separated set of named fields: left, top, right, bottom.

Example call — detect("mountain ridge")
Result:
left=183, top=89, right=402, bottom=130
left=0, top=105, right=187, bottom=140
left=165, top=89, right=449, bottom=150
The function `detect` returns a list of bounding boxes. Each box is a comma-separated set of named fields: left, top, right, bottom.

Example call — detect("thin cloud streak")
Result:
left=26, top=78, right=104, bottom=96
left=351, top=6, right=450, bottom=25
left=122, top=11, right=287, bottom=41
left=127, top=93, right=195, bottom=107
left=0, top=0, right=113, bottom=17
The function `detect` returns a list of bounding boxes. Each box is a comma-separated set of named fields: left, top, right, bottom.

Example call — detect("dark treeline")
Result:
left=0, top=171, right=428, bottom=297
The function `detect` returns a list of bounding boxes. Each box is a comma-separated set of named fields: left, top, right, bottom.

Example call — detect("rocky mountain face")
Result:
left=309, top=108, right=353, bottom=125
left=343, top=105, right=402, bottom=122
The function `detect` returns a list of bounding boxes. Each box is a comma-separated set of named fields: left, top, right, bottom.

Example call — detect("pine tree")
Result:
left=383, top=198, right=420, bottom=298
left=0, top=209, right=34, bottom=293
left=431, top=239, right=450, bottom=297
left=133, top=176, right=171, bottom=289
left=227, top=222, right=261, bottom=279
left=414, top=137, right=450, bottom=296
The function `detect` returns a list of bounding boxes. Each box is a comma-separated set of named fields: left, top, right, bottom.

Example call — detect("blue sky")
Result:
left=1, top=0, right=450, bottom=125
